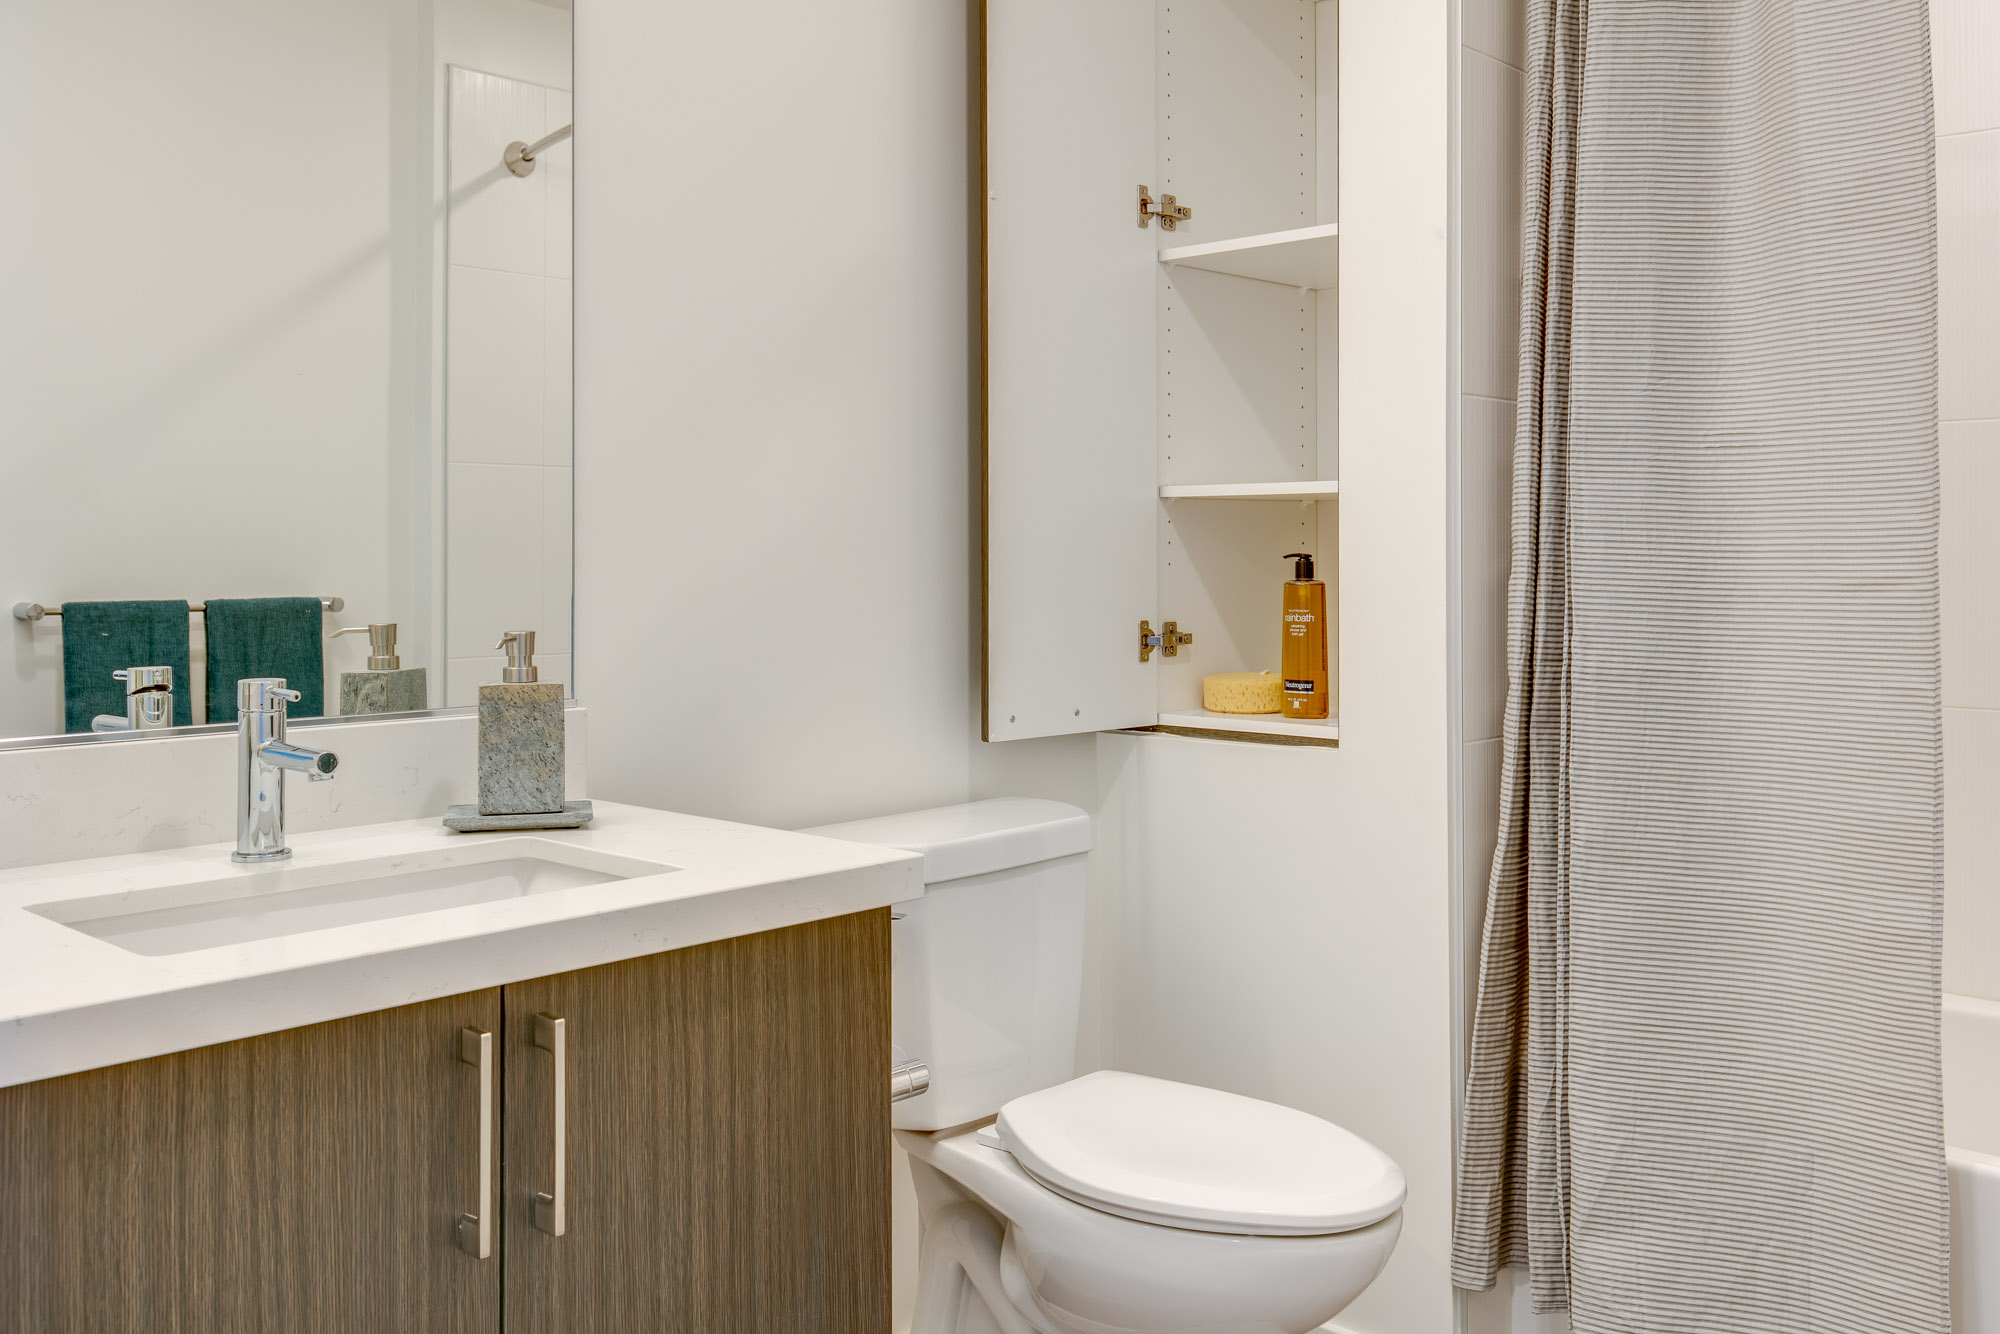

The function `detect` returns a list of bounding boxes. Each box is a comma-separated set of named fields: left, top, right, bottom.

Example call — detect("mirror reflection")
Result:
left=2, top=0, right=574, bottom=743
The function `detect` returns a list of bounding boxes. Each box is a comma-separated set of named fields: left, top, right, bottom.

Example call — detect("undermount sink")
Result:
left=27, top=838, right=678, bottom=956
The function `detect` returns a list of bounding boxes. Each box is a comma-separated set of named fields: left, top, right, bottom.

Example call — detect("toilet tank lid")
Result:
left=803, top=798, right=1091, bottom=885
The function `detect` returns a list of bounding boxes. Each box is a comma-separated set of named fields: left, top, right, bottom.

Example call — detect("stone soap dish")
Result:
left=444, top=801, right=594, bottom=833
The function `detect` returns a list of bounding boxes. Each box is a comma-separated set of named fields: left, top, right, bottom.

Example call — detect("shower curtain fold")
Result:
left=1451, top=2, right=1946, bottom=1330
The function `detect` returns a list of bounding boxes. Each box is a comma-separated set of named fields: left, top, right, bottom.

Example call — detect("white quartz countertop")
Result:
left=0, top=801, right=921, bottom=1089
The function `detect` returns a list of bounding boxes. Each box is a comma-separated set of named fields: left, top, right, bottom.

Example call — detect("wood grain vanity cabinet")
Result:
left=0, top=910, right=890, bottom=1334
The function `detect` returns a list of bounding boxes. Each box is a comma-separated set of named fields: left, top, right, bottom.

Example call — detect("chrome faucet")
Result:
left=233, top=678, right=338, bottom=863
left=91, top=665, right=176, bottom=733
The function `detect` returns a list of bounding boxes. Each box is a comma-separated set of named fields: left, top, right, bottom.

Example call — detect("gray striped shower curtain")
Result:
left=1450, top=1, right=1947, bottom=1330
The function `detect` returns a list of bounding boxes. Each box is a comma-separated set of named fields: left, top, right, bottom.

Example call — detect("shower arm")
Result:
left=504, top=124, right=572, bottom=178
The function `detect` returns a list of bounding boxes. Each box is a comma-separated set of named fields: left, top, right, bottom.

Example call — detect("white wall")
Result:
left=574, top=0, right=985, bottom=830
left=572, top=11, right=1012, bottom=1322
left=1933, top=0, right=2000, bottom=1003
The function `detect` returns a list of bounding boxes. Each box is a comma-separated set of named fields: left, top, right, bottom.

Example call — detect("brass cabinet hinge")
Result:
left=1137, top=185, right=1192, bottom=231
left=1139, top=619, right=1194, bottom=662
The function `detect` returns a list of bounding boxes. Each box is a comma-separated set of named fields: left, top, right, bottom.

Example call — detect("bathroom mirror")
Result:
left=0, top=0, right=573, bottom=746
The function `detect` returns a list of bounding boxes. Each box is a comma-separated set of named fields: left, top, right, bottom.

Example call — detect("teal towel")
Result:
left=61, top=601, right=194, bottom=733
left=204, top=598, right=325, bottom=724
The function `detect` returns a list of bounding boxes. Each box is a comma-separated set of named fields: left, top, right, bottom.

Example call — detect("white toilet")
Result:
left=809, top=799, right=1405, bottom=1334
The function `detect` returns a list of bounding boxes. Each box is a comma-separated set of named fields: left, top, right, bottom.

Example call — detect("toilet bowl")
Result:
left=900, top=1071, right=1404, bottom=1334
left=806, top=801, right=1405, bottom=1334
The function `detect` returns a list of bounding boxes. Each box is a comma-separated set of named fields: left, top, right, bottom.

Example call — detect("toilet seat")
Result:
left=995, top=1071, right=1407, bottom=1237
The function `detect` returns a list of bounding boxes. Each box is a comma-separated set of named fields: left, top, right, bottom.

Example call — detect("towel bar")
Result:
left=13, top=598, right=344, bottom=623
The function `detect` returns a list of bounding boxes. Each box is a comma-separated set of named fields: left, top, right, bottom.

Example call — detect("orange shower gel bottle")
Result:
left=1281, top=552, right=1328, bottom=719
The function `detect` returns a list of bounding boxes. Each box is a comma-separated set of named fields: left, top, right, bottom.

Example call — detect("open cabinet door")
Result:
left=983, top=0, right=1158, bottom=742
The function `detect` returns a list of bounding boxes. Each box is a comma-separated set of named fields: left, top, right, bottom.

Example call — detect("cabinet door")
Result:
left=501, top=911, right=890, bottom=1334
left=984, top=0, right=1159, bottom=741
left=0, top=989, right=503, bottom=1334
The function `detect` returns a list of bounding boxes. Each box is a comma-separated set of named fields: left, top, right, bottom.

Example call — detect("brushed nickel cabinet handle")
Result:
left=532, top=1013, right=567, bottom=1237
left=454, top=1027, right=494, bottom=1258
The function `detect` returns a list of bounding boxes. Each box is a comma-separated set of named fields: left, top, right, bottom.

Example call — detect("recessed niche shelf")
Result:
left=1157, top=223, right=1340, bottom=290
left=1154, top=709, right=1340, bottom=742
left=1159, top=480, right=1339, bottom=502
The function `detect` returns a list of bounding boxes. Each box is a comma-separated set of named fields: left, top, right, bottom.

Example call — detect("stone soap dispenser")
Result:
left=330, top=623, right=428, bottom=715
left=475, top=630, right=570, bottom=817
left=447, top=632, right=588, bottom=831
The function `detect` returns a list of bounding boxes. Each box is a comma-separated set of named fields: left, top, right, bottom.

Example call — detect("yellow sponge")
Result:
left=1202, top=672, right=1282, bottom=714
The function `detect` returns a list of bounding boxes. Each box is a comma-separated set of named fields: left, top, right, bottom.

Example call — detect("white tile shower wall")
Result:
left=1944, top=420, right=2000, bottom=712
left=1946, top=707, right=2000, bottom=997
left=1463, top=1270, right=1574, bottom=1334
left=1460, top=53, right=1525, bottom=406
left=447, top=70, right=548, bottom=276
left=1460, top=737, right=1503, bottom=1035
left=1460, top=396, right=1515, bottom=744
left=445, top=66, right=573, bottom=704
left=447, top=461, right=544, bottom=649
left=1934, top=0, right=2000, bottom=1000
left=1462, top=0, right=1527, bottom=71
left=1458, top=0, right=1550, bottom=1328
left=1456, top=0, right=1527, bottom=1038
left=1938, top=129, right=2000, bottom=425
left=1934, top=0, right=2000, bottom=136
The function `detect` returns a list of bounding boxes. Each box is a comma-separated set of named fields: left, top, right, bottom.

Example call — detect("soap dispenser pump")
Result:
left=498, top=629, right=539, bottom=682
left=1281, top=552, right=1329, bottom=720
left=331, top=622, right=428, bottom=715
left=477, top=630, right=566, bottom=816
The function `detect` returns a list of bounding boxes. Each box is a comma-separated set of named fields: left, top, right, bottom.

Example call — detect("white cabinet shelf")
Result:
left=1157, top=224, right=1340, bottom=290
left=1159, top=480, right=1339, bottom=502
left=983, top=2, right=1342, bottom=749
left=1155, top=709, right=1340, bottom=742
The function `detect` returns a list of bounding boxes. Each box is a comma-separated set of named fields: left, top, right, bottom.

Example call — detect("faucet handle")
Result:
left=237, top=678, right=302, bottom=713
left=112, top=666, right=174, bottom=692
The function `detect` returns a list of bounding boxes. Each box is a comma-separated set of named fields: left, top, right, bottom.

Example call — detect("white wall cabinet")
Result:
left=983, top=0, right=1341, bottom=746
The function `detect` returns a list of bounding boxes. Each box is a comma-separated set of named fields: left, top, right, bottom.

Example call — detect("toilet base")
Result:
left=913, top=1197, right=1046, bottom=1334
left=902, top=1125, right=1401, bottom=1334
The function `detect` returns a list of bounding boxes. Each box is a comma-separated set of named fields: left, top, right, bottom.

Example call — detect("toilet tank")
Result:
left=805, top=798, right=1091, bottom=1130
